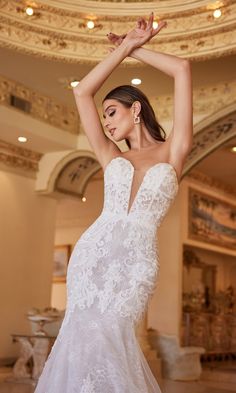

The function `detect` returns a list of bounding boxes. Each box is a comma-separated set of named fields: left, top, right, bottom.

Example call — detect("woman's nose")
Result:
left=104, top=119, right=110, bottom=129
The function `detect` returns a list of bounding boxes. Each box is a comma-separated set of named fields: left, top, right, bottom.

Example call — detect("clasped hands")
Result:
left=106, top=12, right=167, bottom=54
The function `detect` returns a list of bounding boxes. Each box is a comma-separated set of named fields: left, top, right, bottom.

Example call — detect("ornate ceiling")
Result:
left=0, top=0, right=235, bottom=63
left=0, top=0, right=236, bottom=194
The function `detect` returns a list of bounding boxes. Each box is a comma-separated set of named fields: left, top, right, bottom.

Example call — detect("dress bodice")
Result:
left=102, top=156, right=179, bottom=227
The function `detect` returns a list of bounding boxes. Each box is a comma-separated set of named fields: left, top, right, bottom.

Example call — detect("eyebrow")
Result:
left=102, top=105, right=116, bottom=119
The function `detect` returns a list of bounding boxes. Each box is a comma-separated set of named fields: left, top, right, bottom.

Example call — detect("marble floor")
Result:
left=0, top=364, right=236, bottom=393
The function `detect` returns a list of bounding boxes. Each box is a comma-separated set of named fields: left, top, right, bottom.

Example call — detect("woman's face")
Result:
left=102, top=99, right=134, bottom=142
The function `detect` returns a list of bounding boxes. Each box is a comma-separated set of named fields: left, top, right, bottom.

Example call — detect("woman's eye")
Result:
left=109, top=110, right=115, bottom=117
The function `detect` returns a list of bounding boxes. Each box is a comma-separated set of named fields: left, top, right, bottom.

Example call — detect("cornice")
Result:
left=1, top=73, right=235, bottom=135
left=0, top=74, right=79, bottom=135
left=35, top=0, right=230, bottom=16
left=186, top=169, right=236, bottom=198
left=0, top=0, right=235, bottom=63
left=153, top=79, right=236, bottom=121
left=0, top=139, right=42, bottom=174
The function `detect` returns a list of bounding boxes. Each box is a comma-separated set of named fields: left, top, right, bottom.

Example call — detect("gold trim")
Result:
left=0, top=139, right=42, bottom=173
left=0, top=1, right=235, bottom=63
left=0, top=74, right=79, bottom=134
left=186, top=169, right=236, bottom=198
left=153, top=80, right=236, bottom=121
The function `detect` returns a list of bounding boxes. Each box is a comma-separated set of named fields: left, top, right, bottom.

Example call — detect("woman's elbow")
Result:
left=73, top=86, right=85, bottom=97
left=182, top=58, right=191, bottom=68
left=178, top=59, right=191, bottom=75
left=72, top=85, right=93, bottom=98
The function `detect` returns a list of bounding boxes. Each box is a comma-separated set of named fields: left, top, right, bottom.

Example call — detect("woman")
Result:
left=35, top=13, right=192, bottom=393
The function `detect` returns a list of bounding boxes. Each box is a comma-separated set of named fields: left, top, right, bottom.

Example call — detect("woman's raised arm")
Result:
left=73, top=13, right=166, bottom=169
left=131, top=47, right=193, bottom=175
left=108, top=19, right=193, bottom=176
left=73, top=43, right=131, bottom=168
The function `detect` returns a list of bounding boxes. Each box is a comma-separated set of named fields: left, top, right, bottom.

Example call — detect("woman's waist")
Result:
left=100, top=209, right=157, bottom=228
left=77, top=212, right=158, bottom=250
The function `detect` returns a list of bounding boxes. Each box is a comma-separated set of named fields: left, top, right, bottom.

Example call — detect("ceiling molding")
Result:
left=0, top=1, right=235, bottom=63
left=39, top=0, right=224, bottom=14
left=1, top=69, right=235, bottom=147
left=0, top=139, right=42, bottom=175
left=152, top=79, right=236, bottom=122
left=2, top=72, right=235, bottom=139
left=0, top=74, right=79, bottom=135
left=186, top=169, right=236, bottom=198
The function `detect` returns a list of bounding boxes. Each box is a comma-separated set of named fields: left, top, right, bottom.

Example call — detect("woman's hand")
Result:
left=107, top=13, right=167, bottom=53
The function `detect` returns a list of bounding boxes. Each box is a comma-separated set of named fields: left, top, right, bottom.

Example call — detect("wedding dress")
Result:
left=35, top=156, right=179, bottom=393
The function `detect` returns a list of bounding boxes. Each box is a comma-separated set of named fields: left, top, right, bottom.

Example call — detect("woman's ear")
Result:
left=132, top=101, right=141, bottom=116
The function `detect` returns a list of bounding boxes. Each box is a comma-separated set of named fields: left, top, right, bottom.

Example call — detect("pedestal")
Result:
left=6, top=334, right=55, bottom=384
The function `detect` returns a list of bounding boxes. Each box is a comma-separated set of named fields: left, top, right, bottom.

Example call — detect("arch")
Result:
left=182, top=105, right=236, bottom=177
left=36, top=149, right=100, bottom=197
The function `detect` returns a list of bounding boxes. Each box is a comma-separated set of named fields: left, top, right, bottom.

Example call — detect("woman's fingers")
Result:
left=107, top=32, right=117, bottom=39
left=106, top=14, right=166, bottom=50
left=147, top=12, right=154, bottom=30
left=136, top=16, right=147, bottom=30
left=107, top=32, right=120, bottom=45
left=136, top=13, right=153, bottom=31
left=141, top=18, right=147, bottom=30
left=136, top=17, right=142, bottom=29
left=107, top=32, right=127, bottom=46
left=151, top=20, right=167, bottom=37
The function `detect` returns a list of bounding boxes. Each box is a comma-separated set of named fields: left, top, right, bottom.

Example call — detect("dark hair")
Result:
left=102, top=85, right=166, bottom=148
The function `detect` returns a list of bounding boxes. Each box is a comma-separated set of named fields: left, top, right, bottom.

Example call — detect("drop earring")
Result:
left=134, top=115, right=140, bottom=124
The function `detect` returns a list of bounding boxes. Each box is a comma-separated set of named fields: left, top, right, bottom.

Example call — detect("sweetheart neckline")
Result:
left=104, top=156, right=179, bottom=216
left=104, top=156, right=179, bottom=186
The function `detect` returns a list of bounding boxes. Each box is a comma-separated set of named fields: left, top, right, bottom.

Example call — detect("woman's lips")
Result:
left=110, top=128, right=116, bottom=136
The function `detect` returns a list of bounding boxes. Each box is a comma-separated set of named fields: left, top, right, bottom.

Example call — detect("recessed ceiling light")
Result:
left=82, top=196, right=86, bottom=202
left=87, top=20, right=95, bottom=29
left=213, top=9, right=221, bottom=18
left=131, top=78, right=142, bottom=85
left=231, top=146, right=236, bottom=153
left=70, top=80, right=80, bottom=88
left=152, top=21, right=158, bottom=29
left=25, top=7, right=34, bottom=16
left=18, top=136, right=27, bottom=143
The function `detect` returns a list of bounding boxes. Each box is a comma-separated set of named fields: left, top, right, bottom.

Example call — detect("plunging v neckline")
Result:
left=104, top=156, right=179, bottom=216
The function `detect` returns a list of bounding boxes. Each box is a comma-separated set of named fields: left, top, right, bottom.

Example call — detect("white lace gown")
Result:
left=35, top=156, right=179, bottom=393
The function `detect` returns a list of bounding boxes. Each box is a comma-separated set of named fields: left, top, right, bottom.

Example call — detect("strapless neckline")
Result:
left=104, top=156, right=179, bottom=183
left=104, top=156, right=179, bottom=216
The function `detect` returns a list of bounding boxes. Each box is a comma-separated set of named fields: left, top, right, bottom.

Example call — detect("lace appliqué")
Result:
left=64, top=157, right=178, bottom=325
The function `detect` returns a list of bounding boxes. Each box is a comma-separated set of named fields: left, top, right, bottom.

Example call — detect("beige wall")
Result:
left=0, top=169, right=57, bottom=359
left=51, top=226, right=86, bottom=310
left=148, top=187, right=183, bottom=337
left=51, top=179, right=104, bottom=310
